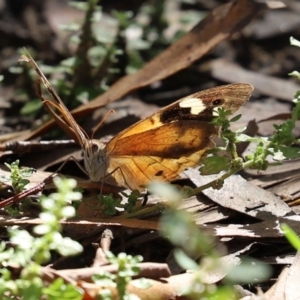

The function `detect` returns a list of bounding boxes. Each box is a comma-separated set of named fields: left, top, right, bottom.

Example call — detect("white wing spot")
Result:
left=179, top=97, right=206, bottom=115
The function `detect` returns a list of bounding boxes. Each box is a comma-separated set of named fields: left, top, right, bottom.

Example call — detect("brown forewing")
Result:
left=106, top=83, right=253, bottom=146
left=102, top=121, right=217, bottom=189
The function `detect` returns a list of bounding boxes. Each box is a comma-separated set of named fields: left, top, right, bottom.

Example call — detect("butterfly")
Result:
left=21, top=52, right=253, bottom=191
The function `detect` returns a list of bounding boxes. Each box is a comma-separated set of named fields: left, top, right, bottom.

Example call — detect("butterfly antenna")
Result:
left=91, top=110, right=115, bottom=139
left=20, top=49, right=89, bottom=147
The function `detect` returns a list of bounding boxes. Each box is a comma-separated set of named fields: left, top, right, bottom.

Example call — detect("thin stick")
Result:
left=0, top=174, right=55, bottom=209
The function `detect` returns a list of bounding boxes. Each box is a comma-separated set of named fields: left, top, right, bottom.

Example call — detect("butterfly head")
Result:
left=83, top=140, right=107, bottom=182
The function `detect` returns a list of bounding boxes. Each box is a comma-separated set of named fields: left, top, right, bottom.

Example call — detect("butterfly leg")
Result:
left=142, top=191, right=149, bottom=206
left=55, top=155, right=88, bottom=177
left=103, top=165, right=141, bottom=192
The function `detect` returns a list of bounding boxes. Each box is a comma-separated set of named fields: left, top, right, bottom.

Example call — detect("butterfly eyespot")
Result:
left=212, top=99, right=223, bottom=106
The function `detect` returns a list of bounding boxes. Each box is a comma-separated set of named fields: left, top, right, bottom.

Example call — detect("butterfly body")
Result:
left=83, top=139, right=107, bottom=182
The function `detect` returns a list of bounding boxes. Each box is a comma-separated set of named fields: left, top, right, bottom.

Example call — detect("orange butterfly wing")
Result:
left=102, top=83, right=253, bottom=190
left=106, top=121, right=216, bottom=189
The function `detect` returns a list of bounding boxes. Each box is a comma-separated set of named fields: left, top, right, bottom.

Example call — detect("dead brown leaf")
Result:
left=184, top=170, right=293, bottom=220
left=210, top=58, right=300, bottom=101
left=265, top=251, right=300, bottom=300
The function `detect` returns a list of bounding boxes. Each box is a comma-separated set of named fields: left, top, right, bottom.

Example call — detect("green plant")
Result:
left=1, top=160, right=35, bottom=194
left=281, top=223, right=300, bottom=251
left=18, top=0, right=173, bottom=118
left=0, top=173, right=148, bottom=299
left=149, top=182, right=271, bottom=299
left=0, top=177, right=83, bottom=299
left=98, top=190, right=141, bottom=215
left=93, top=252, right=143, bottom=300
left=0, top=160, right=36, bottom=215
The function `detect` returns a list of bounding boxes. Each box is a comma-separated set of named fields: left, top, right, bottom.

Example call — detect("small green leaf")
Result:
left=229, top=114, right=242, bottom=122
left=236, top=133, right=261, bottom=143
left=105, top=206, right=117, bottom=216
left=289, top=70, right=300, bottom=80
left=23, top=282, right=42, bottom=300
left=20, top=167, right=35, bottom=177
left=199, top=156, right=231, bottom=175
left=43, top=278, right=82, bottom=300
left=278, top=146, right=300, bottom=159
left=173, top=248, right=199, bottom=270
left=226, top=257, right=272, bottom=283
left=21, top=99, right=43, bottom=115
left=57, top=237, right=83, bottom=256
left=92, top=271, right=115, bottom=286
left=131, top=278, right=152, bottom=289
left=148, top=181, right=183, bottom=206
left=281, top=223, right=300, bottom=250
